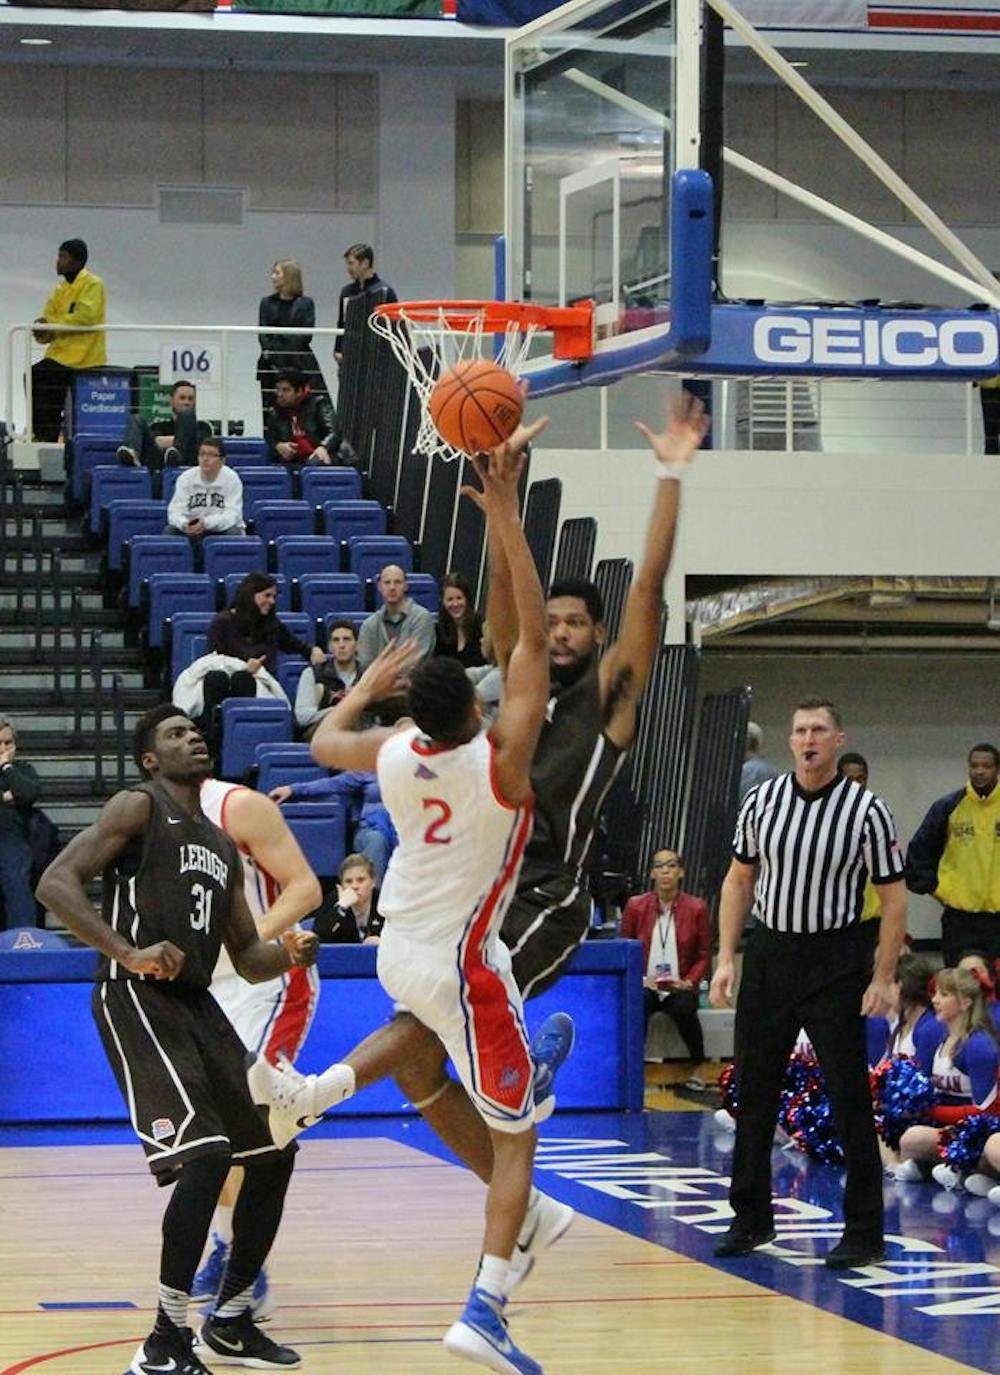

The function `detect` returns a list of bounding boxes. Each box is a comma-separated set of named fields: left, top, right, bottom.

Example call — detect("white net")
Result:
left=369, top=303, right=540, bottom=462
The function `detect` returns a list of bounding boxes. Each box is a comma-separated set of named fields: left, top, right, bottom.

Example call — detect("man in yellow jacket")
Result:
left=32, top=239, right=106, bottom=442
left=906, top=744, right=1000, bottom=966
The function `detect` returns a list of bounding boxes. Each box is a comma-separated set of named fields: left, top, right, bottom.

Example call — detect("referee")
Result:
left=710, top=698, right=907, bottom=1269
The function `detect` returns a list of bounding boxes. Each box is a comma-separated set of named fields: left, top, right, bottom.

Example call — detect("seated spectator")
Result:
left=739, top=720, right=778, bottom=801
left=434, top=570, right=488, bottom=668
left=270, top=768, right=396, bottom=883
left=621, top=847, right=711, bottom=1086
left=265, top=367, right=354, bottom=467
left=166, top=437, right=245, bottom=543
left=0, top=716, right=41, bottom=929
left=357, top=565, right=435, bottom=669
left=311, top=853, right=383, bottom=944
left=198, top=572, right=324, bottom=743
left=117, top=379, right=212, bottom=471
left=294, top=619, right=361, bottom=741
left=895, top=966, right=999, bottom=1183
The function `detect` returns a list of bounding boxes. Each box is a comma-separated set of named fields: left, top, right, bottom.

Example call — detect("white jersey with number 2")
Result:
left=377, top=726, right=532, bottom=944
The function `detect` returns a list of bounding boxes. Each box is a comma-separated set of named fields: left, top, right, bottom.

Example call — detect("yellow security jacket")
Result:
left=40, top=268, right=106, bottom=368
left=906, top=782, right=1000, bottom=914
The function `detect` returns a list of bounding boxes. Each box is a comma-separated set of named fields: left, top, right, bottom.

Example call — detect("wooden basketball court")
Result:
left=0, top=1132, right=983, bottom=1375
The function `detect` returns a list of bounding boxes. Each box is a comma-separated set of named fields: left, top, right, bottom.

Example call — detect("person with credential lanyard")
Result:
left=621, top=847, right=710, bottom=1082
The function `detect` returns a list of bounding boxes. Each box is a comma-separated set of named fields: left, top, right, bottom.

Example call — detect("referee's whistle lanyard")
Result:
left=656, top=907, right=675, bottom=954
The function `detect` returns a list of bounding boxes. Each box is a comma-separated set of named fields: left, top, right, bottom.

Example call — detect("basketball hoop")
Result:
left=369, top=299, right=594, bottom=462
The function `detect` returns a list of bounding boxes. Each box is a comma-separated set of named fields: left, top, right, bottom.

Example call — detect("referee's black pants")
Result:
left=729, top=921, right=883, bottom=1244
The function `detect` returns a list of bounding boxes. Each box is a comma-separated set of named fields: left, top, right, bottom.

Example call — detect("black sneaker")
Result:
left=117, top=445, right=140, bottom=467
left=163, top=445, right=182, bottom=467
left=713, top=1225, right=777, bottom=1257
left=197, top=1308, right=301, bottom=1367
left=126, top=1325, right=211, bottom=1374
left=824, top=1234, right=886, bottom=1270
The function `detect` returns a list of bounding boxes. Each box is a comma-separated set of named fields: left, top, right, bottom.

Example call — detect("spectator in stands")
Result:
left=356, top=565, right=435, bottom=672
left=434, top=570, right=488, bottom=668
left=31, top=238, right=106, bottom=442
left=621, top=847, right=711, bottom=1085
left=117, top=379, right=212, bottom=472
left=166, top=437, right=245, bottom=544
left=256, top=259, right=328, bottom=420
left=906, top=743, right=1000, bottom=967
left=334, top=243, right=397, bottom=368
left=312, top=854, right=383, bottom=944
left=294, top=619, right=361, bottom=740
left=0, top=716, right=41, bottom=928
left=271, top=773, right=396, bottom=884
left=739, top=721, right=778, bottom=800
left=265, top=368, right=354, bottom=467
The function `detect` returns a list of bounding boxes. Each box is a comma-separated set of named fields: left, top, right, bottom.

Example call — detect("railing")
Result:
left=51, top=552, right=65, bottom=704
left=70, top=593, right=86, bottom=745
left=90, top=633, right=106, bottom=795
left=111, top=673, right=128, bottom=790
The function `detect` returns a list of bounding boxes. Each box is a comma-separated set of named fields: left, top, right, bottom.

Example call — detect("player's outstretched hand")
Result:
left=127, top=940, right=186, bottom=980
left=282, top=929, right=319, bottom=967
left=461, top=414, right=549, bottom=511
left=355, top=639, right=423, bottom=703
left=635, top=389, right=710, bottom=472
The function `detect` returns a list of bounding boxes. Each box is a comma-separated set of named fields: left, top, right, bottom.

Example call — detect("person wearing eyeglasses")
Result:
left=621, top=847, right=711, bottom=1087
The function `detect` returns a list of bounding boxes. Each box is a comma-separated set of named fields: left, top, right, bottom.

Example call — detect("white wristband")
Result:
left=656, top=463, right=685, bottom=482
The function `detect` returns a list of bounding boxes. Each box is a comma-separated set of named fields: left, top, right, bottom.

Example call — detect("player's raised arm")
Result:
left=310, top=639, right=421, bottom=771
left=36, top=790, right=185, bottom=979
left=599, top=390, right=709, bottom=750
left=469, top=418, right=550, bottom=805
left=221, top=788, right=322, bottom=942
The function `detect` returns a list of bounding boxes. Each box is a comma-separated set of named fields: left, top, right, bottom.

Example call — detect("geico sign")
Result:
left=752, top=315, right=999, bottom=369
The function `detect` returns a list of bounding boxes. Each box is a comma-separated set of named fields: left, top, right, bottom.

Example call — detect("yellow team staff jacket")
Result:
left=905, top=782, right=1000, bottom=914
left=39, top=269, right=106, bottom=369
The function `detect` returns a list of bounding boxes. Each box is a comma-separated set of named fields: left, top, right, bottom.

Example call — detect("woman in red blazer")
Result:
left=621, top=848, right=711, bottom=1076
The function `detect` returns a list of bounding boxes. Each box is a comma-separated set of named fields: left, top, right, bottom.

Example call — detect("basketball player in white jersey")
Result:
left=249, top=424, right=554, bottom=1375
left=192, top=780, right=322, bottom=1316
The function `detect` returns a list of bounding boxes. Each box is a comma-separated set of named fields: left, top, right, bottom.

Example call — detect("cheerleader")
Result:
left=894, top=967, right=999, bottom=1184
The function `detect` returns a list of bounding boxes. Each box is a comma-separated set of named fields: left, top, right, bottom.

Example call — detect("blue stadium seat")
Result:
left=372, top=570, right=439, bottom=615
left=280, top=801, right=347, bottom=878
left=347, top=535, right=413, bottom=585
left=275, top=535, right=338, bottom=583
left=202, top=536, right=267, bottom=587
left=277, top=611, right=315, bottom=652
left=321, top=609, right=368, bottom=639
left=221, top=571, right=290, bottom=612
left=254, top=743, right=326, bottom=795
left=107, top=500, right=168, bottom=573
left=127, top=535, right=194, bottom=608
left=147, top=574, right=215, bottom=651
left=223, top=438, right=269, bottom=466
left=252, top=501, right=315, bottom=544
left=298, top=573, right=364, bottom=620
left=239, top=469, right=293, bottom=517
left=71, top=434, right=121, bottom=506
left=168, top=612, right=214, bottom=685
left=160, top=466, right=184, bottom=506
left=277, top=657, right=309, bottom=704
left=219, top=699, right=292, bottom=781
left=322, top=500, right=387, bottom=546
left=90, top=465, right=152, bottom=536
left=300, top=467, right=362, bottom=510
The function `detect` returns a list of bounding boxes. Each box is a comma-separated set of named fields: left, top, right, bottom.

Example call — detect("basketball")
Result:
left=428, top=360, right=523, bottom=455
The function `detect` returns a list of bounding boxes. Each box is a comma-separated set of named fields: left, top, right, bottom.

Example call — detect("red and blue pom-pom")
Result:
left=937, top=1113, right=1000, bottom=1170
left=870, top=1055, right=936, bottom=1149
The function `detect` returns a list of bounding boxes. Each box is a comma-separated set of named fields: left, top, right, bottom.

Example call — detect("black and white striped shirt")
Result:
left=733, top=773, right=904, bottom=934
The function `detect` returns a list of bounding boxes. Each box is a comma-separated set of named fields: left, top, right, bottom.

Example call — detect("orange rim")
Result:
left=373, top=298, right=595, bottom=361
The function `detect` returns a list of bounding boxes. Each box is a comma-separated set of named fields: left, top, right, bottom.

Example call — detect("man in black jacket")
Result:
left=264, top=368, right=355, bottom=467
left=0, top=716, right=41, bottom=928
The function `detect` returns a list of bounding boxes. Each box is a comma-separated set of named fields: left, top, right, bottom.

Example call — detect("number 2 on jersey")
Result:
left=190, top=882, right=214, bottom=933
left=422, top=797, right=453, bottom=845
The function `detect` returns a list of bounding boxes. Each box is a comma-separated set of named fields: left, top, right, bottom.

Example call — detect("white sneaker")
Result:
left=988, top=1184, right=1000, bottom=1208
left=714, top=1108, right=736, bottom=1132
left=894, top=1160, right=925, bottom=1183
left=964, top=1173, right=995, bottom=1198
left=246, top=1055, right=320, bottom=1150
left=506, top=1194, right=575, bottom=1293
left=931, top=1163, right=963, bottom=1192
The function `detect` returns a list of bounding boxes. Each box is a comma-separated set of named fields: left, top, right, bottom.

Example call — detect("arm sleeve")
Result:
left=732, top=788, right=759, bottom=863
left=290, top=776, right=346, bottom=801
left=258, top=296, right=274, bottom=352
left=912, top=1011, right=944, bottom=1075
left=355, top=616, right=380, bottom=669
left=294, top=668, right=320, bottom=728
left=905, top=794, right=956, bottom=894
left=966, top=1032, right=1000, bottom=1111
left=685, top=900, right=711, bottom=986
left=200, top=470, right=243, bottom=532
left=314, top=396, right=338, bottom=450
left=207, top=612, right=238, bottom=657
left=293, top=296, right=315, bottom=345
left=2, top=761, right=41, bottom=806
left=409, top=608, right=436, bottom=659
left=167, top=472, right=189, bottom=530
left=620, top=899, right=639, bottom=941
left=863, top=796, right=906, bottom=883
left=866, top=1017, right=890, bottom=1068
left=71, top=276, right=105, bottom=327
left=275, top=617, right=313, bottom=661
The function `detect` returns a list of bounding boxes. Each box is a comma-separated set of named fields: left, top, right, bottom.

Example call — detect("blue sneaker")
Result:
left=530, top=1012, right=575, bottom=1124
left=191, top=1234, right=228, bottom=1303
left=443, top=1287, right=542, bottom=1375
